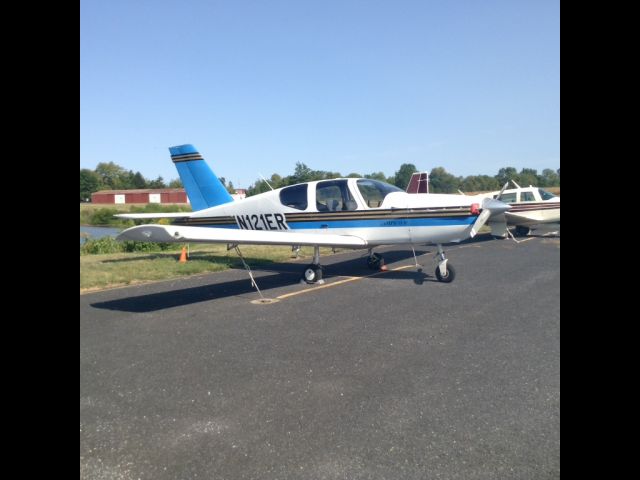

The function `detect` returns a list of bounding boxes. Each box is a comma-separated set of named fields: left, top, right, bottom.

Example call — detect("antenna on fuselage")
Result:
left=259, top=173, right=274, bottom=191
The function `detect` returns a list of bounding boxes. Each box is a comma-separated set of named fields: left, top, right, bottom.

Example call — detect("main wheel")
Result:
left=435, top=263, right=456, bottom=283
left=303, top=264, right=323, bottom=284
left=367, top=253, right=384, bottom=270
left=514, top=226, right=530, bottom=237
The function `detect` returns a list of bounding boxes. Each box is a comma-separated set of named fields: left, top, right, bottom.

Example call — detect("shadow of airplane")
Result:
left=90, top=248, right=440, bottom=312
left=90, top=233, right=497, bottom=313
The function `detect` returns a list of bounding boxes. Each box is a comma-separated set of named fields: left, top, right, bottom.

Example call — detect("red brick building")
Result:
left=91, top=189, right=189, bottom=204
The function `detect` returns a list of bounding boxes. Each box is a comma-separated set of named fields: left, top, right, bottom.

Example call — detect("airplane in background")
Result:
left=116, top=145, right=511, bottom=289
left=406, top=173, right=559, bottom=237
left=480, top=181, right=560, bottom=237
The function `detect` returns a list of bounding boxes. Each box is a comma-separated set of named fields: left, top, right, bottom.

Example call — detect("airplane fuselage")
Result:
left=172, top=178, right=486, bottom=247
left=481, top=186, right=560, bottom=228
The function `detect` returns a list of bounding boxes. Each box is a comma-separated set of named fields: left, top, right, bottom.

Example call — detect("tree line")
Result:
left=81, top=161, right=560, bottom=201
left=246, top=163, right=560, bottom=196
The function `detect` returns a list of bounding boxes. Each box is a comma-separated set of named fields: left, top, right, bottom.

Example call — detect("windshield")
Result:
left=357, top=179, right=403, bottom=208
left=538, top=188, right=557, bottom=200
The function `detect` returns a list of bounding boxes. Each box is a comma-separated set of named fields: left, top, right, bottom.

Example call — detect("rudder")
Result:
left=169, top=144, right=233, bottom=211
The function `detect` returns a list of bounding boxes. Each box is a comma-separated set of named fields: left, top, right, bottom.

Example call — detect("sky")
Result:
left=80, top=0, right=559, bottom=189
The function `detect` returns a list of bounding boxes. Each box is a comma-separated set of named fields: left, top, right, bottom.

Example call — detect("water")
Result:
left=80, top=226, right=121, bottom=245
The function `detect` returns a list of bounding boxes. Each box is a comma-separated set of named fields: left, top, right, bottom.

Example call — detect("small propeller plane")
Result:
left=481, top=180, right=560, bottom=237
left=116, top=145, right=510, bottom=286
left=406, top=173, right=560, bottom=238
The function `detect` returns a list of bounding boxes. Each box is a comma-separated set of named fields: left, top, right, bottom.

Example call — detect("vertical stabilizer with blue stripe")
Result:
left=169, top=144, right=233, bottom=211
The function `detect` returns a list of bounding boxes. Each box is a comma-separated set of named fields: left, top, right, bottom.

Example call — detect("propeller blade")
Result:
left=470, top=209, right=492, bottom=238
left=496, top=182, right=509, bottom=201
left=469, top=198, right=512, bottom=237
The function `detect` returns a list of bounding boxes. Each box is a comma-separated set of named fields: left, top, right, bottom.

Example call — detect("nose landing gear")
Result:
left=434, top=244, right=455, bottom=283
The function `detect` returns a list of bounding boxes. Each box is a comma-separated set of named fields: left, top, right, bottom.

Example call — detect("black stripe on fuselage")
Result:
left=171, top=207, right=475, bottom=227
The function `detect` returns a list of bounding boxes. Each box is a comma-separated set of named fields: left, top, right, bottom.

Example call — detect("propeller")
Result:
left=495, top=182, right=509, bottom=201
left=469, top=198, right=512, bottom=237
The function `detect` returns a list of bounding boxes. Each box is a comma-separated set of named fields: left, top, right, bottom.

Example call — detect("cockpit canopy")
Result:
left=278, top=178, right=403, bottom=211
left=356, top=179, right=403, bottom=208
left=538, top=188, right=556, bottom=200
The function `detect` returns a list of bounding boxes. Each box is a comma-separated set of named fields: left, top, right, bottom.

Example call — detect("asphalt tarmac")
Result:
left=80, top=233, right=560, bottom=479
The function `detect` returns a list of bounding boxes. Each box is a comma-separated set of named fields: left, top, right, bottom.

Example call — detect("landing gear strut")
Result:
left=434, top=244, right=456, bottom=283
left=302, top=245, right=324, bottom=284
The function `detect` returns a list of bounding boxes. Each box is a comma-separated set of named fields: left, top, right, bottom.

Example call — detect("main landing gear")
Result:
left=302, top=246, right=324, bottom=284
left=434, top=244, right=455, bottom=283
left=366, top=250, right=385, bottom=270
left=514, top=226, right=530, bottom=237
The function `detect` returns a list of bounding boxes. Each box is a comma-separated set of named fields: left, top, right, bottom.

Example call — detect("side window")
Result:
left=500, top=192, right=517, bottom=203
left=315, top=180, right=357, bottom=212
left=521, top=192, right=535, bottom=202
left=279, top=184, right=308, bottom=210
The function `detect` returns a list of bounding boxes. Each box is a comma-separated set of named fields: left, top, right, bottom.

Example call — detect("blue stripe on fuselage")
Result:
left=287, top=216, right=476, bottom=230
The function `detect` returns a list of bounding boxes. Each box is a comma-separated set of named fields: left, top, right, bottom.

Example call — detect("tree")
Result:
left=132, top=171, right=147, bottom=189
left=364, top=171, right=387, bottom=182
left=518, top=168, right=538, bottom=187
left=247, top=177, right=273, bottom=196
left=147, top=176, right=166, bottom=189
left=495, top=167, right=518, bottom=187
left=80, top=169, right=101, bottom=201
left=95, top=162, right=129, bottom=189
left=460, top=175, right=500, bottom=193
left=540, top=168, right=559, bottom=187
left=429, top=167, right=460, bottom=193
left=168, top=178, right=183, bottom=188
left=270, top=173, right=283, bottom=187
left=393, top=163, right=418, bottom=190
left=226, top=181, right=236, bottom=194
left=291, top=162, right=313, bottom=184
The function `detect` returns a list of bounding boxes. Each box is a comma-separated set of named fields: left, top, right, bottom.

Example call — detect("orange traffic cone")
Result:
left=179, top=246, right=187, bottom=263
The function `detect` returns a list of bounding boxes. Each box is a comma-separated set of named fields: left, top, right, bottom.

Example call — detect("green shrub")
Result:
left=81, top=236, right=123, bottom=255
left=81, top=237, right=183, bottom=255
left=121, top=241, right=181, bottom=252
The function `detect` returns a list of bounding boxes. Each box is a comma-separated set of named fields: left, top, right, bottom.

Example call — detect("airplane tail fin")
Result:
left=169, top=144, right=233, bottom=211
left=406, top=172, right=429, bottom=193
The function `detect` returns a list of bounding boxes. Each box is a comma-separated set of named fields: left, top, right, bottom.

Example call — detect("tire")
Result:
left=303, top=264, right=322, bottom=284
left=514, top=226, right=530, bottom=237
left=367, top=253, right=383, bottom=270
left=435, top=263, right=456, bottom=283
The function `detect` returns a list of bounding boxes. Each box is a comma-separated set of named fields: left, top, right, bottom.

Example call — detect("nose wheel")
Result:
left=435, top=244, right=456, bottom=283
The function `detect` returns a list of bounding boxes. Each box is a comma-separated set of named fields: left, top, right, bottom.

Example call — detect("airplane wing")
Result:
left=117, top=224, right=368, bottom=247
left=115, top=213, right=193, bottom=219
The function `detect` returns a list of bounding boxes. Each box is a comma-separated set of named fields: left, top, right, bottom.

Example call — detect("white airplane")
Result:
left=481, top=181, right=560, bottom=237
left=116, top=145, right=510, bottom=286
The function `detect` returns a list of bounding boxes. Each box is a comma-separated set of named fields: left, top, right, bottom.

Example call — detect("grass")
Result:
left=80, top=244, right=343, bottom=292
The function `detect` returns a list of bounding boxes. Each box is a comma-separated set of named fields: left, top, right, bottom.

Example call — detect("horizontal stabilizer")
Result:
left=117, top=224, right=368, bottom=248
